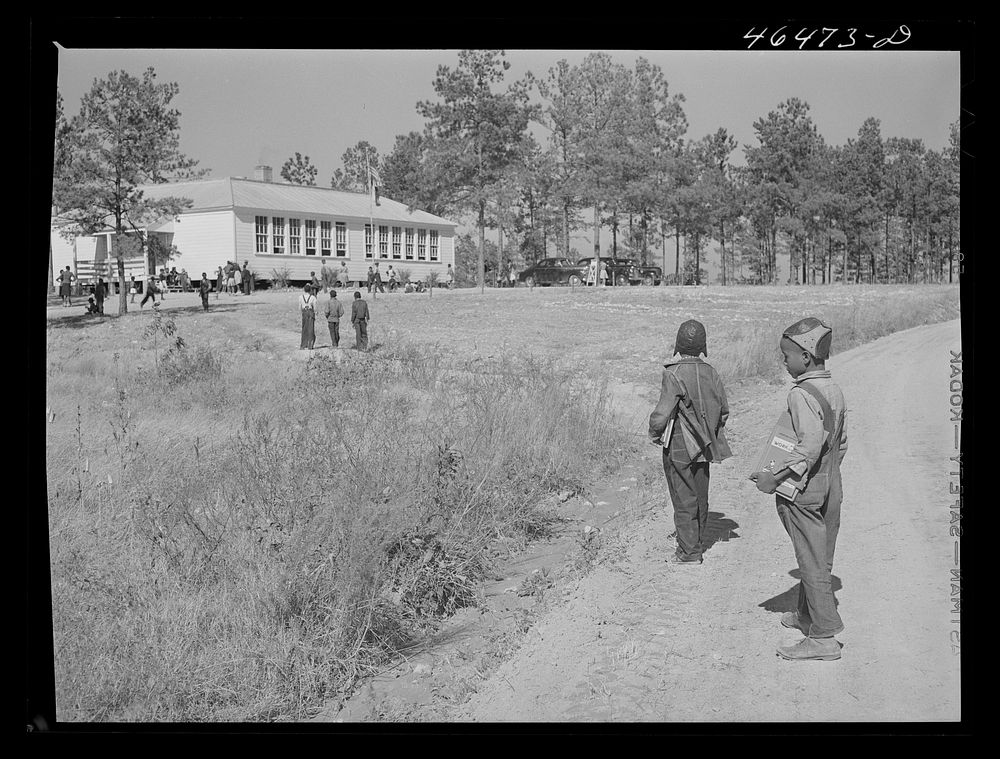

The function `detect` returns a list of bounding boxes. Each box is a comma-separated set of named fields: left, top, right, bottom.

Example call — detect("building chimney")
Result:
left=254, top=165, right=273, bottom=183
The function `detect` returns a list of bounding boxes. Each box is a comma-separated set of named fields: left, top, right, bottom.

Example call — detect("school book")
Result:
left=749, top=409, right=809, bottom=501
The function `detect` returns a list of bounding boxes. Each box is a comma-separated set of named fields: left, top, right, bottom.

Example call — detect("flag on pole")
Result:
left=369, top=166, right=382, bottom=206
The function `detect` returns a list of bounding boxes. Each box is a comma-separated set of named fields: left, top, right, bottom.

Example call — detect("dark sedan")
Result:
left=518, top=257, right=587, bottom=287
left=575, top=256, right=640, bottom=286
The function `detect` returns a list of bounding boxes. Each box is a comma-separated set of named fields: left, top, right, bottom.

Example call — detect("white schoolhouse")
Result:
left=50, top=165, right=458, bottom=289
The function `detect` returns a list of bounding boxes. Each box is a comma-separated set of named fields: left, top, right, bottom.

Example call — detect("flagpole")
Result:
left=367, top=153, right=376, bottom=302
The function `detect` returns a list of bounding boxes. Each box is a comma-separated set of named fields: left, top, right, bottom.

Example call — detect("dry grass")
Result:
left=44, top=283, right=961, bottom=722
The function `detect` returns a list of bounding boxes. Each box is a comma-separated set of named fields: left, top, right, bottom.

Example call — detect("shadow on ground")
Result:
left=758, top=570, right=843, bottom=614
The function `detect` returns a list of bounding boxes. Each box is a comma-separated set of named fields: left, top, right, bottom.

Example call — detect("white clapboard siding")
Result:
left=169, top=210, right=237, bottom=278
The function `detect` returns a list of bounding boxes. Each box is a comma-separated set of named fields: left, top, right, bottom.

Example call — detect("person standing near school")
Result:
left=243, top=262, right=254, bottom=295
left=233, top=265, right=243, bottom=295
left=372, top=262, right=386, bottom=294
left=299, top=285, right=317, bottom=350
left=337, top=261, right=350, bottom=289
left=351, top=290, right=370, bottom=351
left=226, top=263, right=237, bottom=295
left=129, top=275, right=138, bottom=304
left=58, top=266, right=76, bottom=307
left=199, top=272, right=211, bottom=311
left=320, top=261, right=332, bottom=293
left=216, top=266, right=225, bottom=296
left=599, top=260, right=609, bottom=287
left=445, top=263, right=455, bottom=289
left=648, top=320, right=731, bottom=565
left=752, top=317, right=848, bottom=662
left=366, top=266, right=375, bottom=293
left=94, top=277, right=107, bottom=314
left=323, top=289, right=345, bottom=348
left=387, top=265, right=399, bottom=292
left=140, top=274, right=159, bottom=309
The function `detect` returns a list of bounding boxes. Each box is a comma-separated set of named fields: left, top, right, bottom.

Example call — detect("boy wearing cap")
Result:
left=753, top=317, right=848, bottom=661
left=648, top=320, right=732, bottom=565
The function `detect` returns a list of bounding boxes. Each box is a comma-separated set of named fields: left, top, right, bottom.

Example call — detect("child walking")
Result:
left=199, top=272, right=211, bottom=311
left=752, top=317, right=848, bottom=662
left=648, top=320, right=732, bottom=564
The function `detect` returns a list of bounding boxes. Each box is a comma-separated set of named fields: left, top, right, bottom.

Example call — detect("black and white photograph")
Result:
left=29, top=17, right=973, bottom=731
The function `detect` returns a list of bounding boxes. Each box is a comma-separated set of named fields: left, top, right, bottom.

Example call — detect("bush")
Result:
left=270, top=267, right=292, bottom=289
left=47, top=336, right=632, bottom=722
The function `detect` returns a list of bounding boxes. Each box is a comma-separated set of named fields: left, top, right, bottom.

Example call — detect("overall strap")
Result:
left=797, top=380, right=841, bottom=472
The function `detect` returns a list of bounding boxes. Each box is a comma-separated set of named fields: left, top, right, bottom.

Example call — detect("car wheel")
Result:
left=568, top=274, right=582, bottom=287
left=643, top=274, right=654, bottom=286
left=524, top=276, right=535, bottom=288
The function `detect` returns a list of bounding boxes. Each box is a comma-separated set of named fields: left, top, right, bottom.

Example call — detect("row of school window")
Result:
left=254, top=216, right=439, bottom=261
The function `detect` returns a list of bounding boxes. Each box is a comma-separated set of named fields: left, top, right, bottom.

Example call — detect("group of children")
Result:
left=648, top=316, right=847, bottom=662
left=298, top=285, right=370, bottom=351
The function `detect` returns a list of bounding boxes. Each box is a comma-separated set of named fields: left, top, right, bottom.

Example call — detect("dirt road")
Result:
left=448, top=319, right=962, bottom=722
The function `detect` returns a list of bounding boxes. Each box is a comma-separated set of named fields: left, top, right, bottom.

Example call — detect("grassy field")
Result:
left=44, top=283, right=960, bottom=721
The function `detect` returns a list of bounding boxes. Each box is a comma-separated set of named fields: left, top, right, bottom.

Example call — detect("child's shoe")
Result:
left=776, top=636, right=841, bottom=661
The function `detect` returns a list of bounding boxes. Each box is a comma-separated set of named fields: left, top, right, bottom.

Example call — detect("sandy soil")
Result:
left=317, top=319, right=962, bottom=724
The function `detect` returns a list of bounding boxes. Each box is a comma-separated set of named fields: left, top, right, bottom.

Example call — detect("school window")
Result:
left=378, top=225, right=389, bottom=258
left=392, top=227, right=402, bottom=259
left=417, top=228, right=427, bottom=260
left=272, top=217, right=285, bottom=255
left=336, top=222, right=347, bottom=257
left=365, top=224, right=373, bottom=258
left=405, top=228, right=414, bottom=260
left=289, top=218, right=301, bottom=255
left=305, top=219, right=317, bottom=255
left=429, top=230, right=439, bottom=261
left=255, top=216, right=269, bottom=253
left=320, top=221, right=332, bottom=256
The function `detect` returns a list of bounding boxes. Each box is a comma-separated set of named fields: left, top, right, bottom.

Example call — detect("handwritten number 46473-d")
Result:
left=744, top=25, right=912, bottom=50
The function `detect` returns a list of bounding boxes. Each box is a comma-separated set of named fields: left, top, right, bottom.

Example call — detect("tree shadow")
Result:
left=47, top=301, right=255, bottom=329
left=701, top=511, right=740, bottom=554
left=759, top=569, right=843, bottom=614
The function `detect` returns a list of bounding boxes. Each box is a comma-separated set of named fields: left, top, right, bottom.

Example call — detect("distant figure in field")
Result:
left=508, top=264, right=517, bottom=288
left=324, top=289, right=345, bottom=348
left=372, top=262, right=386, bottom=294
left=320, top=261, right=333, bottom=292
left=309, top=271, right=321, bottom=293
left=351, top=290, right=370, bottom=351
left=85, top=297, right=100, bottom=315
left=58, top=266, right=76, bottom=307
left=140, top=276, right=160, bottom=309
left=386, top=265, right=399, bottom=292
left=299, top=284, right=317, bottom=350
left=445, top=263, right=455, bottom=289
left=337, top=261, right=350, bottom=289
left=95, top=277, right=107, bottom=314
left=243, top=262, right=254, bottom=295
left=366, top=266, right=375, bottom=294
left=199, top=272, right=211, bottom=311
left=600, top=260, right=609, bottom=287
left=226, top=263, right=237, bottom=295
left=129, top=275, right=138, bottom=304
left=216, top=266, right=225, bottom=296
left=233, top=265, right=243, bottom=295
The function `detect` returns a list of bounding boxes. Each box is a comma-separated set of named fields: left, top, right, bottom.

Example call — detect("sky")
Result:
left=52, top=47, right=961, bottom=185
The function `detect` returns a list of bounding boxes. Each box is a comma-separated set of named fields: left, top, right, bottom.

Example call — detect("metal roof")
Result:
left=138, top=177, right=458, bottom=227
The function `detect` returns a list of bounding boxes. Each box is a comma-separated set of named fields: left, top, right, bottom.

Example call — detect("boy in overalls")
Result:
left=753, top=317, right=848, bottom=661
left=649, top=320, right=732, bottom=564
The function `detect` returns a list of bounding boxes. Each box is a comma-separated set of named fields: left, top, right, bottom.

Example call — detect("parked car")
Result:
left=518, top=257, right=587, bottom=287
left=574, top=257, right=638, bottom=286
left=621, top=258, right=663, bottom=286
